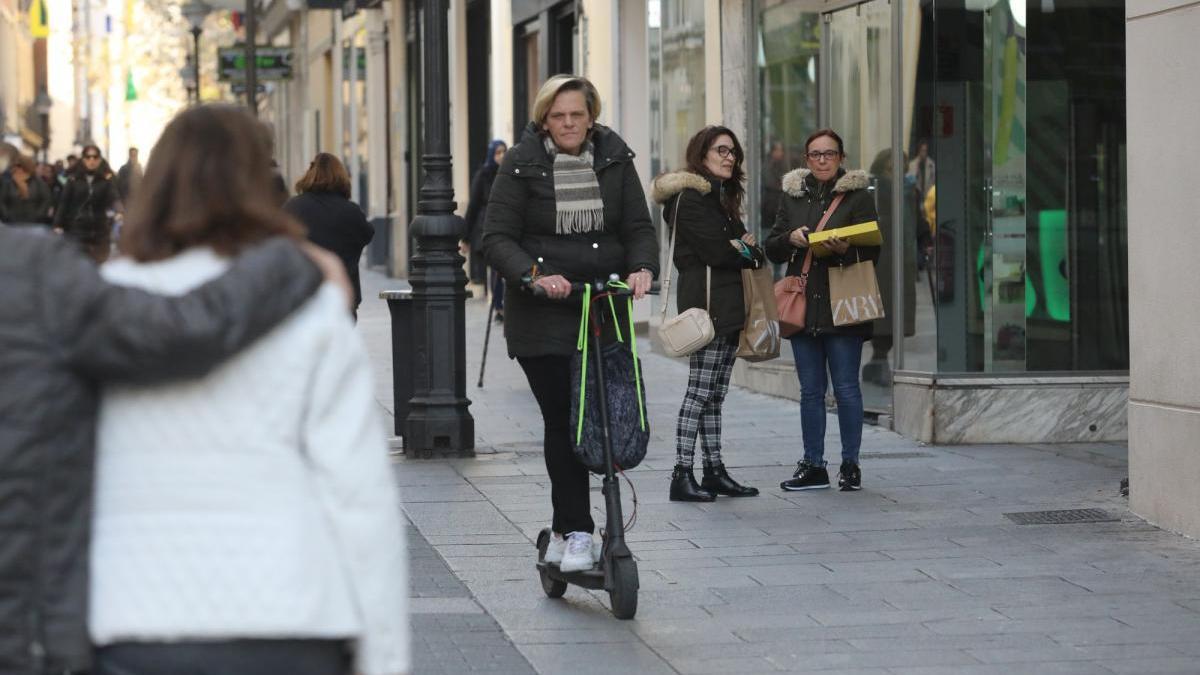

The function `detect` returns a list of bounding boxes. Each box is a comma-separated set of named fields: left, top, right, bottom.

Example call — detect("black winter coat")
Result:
left=482, top=123, right=659, bottom=358
left=53, top=173, right=118, bottom=241
left=765, top=168, right=880, bottom=338
left=284, top=191, right=375, bottom=309
left=0, top=228, right=321, bottom=675
left=464, top=163, right=499, bottom=249
left=0, top=174, right=52, bottom=225
left=651, top=171, right=764, bottom=337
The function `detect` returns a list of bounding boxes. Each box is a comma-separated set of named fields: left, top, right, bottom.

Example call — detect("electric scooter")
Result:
left=528, top=278, right=641, bottom=620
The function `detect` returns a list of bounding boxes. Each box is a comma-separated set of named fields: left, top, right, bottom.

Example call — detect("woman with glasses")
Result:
left=651, top=126, right=764, bottom=501
left=766, top=128, right=879, bottom=493
left=54, top=144, right=118, bottom=262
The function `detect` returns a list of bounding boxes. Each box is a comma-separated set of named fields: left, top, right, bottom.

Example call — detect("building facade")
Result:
left=1125, top=0, right=1200, bottom=538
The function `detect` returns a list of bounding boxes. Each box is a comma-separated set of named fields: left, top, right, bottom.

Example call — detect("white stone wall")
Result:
left=1126, top=1, right=1200, bottom=538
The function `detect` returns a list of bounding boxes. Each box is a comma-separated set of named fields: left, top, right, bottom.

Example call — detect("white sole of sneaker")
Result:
left=781, top=484, right=831, bottom=491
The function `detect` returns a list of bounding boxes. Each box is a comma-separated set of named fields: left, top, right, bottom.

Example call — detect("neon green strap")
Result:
left=606, top=280, right=647, bottom=431
left=575, top=284, right=592, bottom=444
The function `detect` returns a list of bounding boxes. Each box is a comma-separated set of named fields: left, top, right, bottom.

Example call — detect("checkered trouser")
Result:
left=675, top=334, right=739, bottom=468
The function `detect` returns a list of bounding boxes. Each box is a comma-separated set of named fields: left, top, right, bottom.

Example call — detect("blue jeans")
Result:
left=790, top=333, right=865, bottom=466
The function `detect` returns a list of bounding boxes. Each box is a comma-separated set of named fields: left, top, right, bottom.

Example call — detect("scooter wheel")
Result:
left=608, top=557, right=638, bottom=620
left=537, top=533, right=568, bottom=599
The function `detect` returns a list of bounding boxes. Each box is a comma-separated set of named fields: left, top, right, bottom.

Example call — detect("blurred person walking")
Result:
left=652, top=126, right=764, bottom=502
left=0, top=154, right=52, bottom=225
left=284, top=152, right=375, bottom=318
left=115, top=147, right=143, bottom=205
left=54, top=144, right=118, bottom=262
left=483, top=75, right=658, bottom=574
left=89, top=105, right=407, bottom=675
left=766, top=128, right=879, bottom=493
left=0, top=211, right=344, bottom=672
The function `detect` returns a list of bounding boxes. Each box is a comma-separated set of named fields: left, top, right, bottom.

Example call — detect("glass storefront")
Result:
left=747, top=0, right=1128, bottom=412
left=648, top=0, right=706, bottom=176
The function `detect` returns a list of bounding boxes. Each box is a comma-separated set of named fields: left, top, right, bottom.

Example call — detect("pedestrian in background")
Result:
left=652, top=125, right=763, bottom=502
left=285, top=152, right=375, bottom=318
left=54, top=144, right=118, bottom=262
left=0, top=216, right=345, bottom=673
left=766, top=128, right=879, bottom=493
left=483, top=74, right=658, bottom=574
left=464, top=138, right=508, bottom=318
left=0, top=153, right=52, bottom=225
left=115, top=146, right=143, bottom=205
left=39, top=160, right=63, bottom=218
left=88, top=105, right=407, bottom=675
left=464, top=139, right=506, bottom=285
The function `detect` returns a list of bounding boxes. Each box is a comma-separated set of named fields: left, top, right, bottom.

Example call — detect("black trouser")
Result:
left=94, top=639, right=350, bottom=675
left=517, top=354, right=594, bottom=535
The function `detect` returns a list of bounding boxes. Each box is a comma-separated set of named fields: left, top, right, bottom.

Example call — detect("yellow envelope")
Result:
left=807, top=221, right=883, bottom=257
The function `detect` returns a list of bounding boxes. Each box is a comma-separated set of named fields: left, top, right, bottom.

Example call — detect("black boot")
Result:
left=670, top=466, right=716, bottom=502
left=702, top=463, right=760, bottom=497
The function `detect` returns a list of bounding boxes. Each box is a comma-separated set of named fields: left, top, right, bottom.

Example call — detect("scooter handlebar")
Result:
left=525, top=277, right=660, bottom=299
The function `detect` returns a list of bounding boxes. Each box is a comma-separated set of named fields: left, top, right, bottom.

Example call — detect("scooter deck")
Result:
left=535, top=560, right=606, bottom=590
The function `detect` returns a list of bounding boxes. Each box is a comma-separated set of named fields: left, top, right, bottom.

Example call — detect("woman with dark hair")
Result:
left=0, top=154, right=52, bottom=225
left=53, top=144, right=118, bottom=261
left=464, top=139, right=507, bottom=286
left=651, top=126, right=765, bottom=501
left=284, top=152, right=375, bottom=317
left=89, top=105, right=408, bottom=675
left=483, top=74, right=657, bottom=573
left=766, top=128, right=879, bottom=493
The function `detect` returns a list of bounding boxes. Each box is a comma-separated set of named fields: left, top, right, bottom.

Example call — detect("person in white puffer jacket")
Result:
left=88, top=104, right=409, bottom=675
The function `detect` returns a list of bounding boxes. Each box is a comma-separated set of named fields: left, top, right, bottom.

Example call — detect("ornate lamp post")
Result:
left=181, top=0, right=211, bottom=104
left=33, top=92, right=51, bottom=164
left=405, top=0, right=474, bottom=456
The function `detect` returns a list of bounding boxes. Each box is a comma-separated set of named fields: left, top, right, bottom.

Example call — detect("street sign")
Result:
left=217, top=46, right=294, bottom=82
left=230, top=83, right=269, bottom=96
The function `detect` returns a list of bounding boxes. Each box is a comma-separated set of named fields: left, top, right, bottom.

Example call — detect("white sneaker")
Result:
left=559, top=531, right=597, bottom=572
left=544, top=533, right=566, bottom=564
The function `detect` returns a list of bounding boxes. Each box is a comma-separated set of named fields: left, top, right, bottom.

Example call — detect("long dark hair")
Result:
left=684, top=125, right=745, bottom=220
left=120, top=104, right=303, bottom=262
left=72, top=144, right=114, bottom=180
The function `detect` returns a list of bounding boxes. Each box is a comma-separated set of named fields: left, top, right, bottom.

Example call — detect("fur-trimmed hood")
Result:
left=650, top=170, right=711, bottom=204
left=781, top=168, right=870, bottom=197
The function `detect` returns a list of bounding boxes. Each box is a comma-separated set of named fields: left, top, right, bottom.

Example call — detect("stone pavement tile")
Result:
left=766, top=647, right=982, bottom=672
left=506, top=628, right=640, bottom=644
left=889, top=664, right=1114, bottom=675
left=517, top=642, right=676, bottom=675
left=991, top=596, right=1186, bottom=620
left=810, top=607, right=1009, bottom=628
left=668, top=656, right=781, bottom=675
left=627, top=621, right=745, bottom=647
left=923, top=616, right=1126, bottom=637
left=734, top=622, right=936, bottom=643
left=1101, top=658, right=1200, bottom=674
left=846, top=633, right=1060, bottom=652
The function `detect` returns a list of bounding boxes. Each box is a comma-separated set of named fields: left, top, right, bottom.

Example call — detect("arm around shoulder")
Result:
left=52, top=237, right=323, bottom=383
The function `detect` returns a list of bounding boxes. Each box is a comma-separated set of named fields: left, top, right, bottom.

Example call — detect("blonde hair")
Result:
left=531, top=75, right=602, bottom=128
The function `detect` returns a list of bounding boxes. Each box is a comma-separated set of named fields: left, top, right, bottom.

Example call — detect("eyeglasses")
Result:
left=806, top=150, right=841, bottom=161
left=83, top=154, right=101, bottom=160
left=711, top=145, right=738, bottom=159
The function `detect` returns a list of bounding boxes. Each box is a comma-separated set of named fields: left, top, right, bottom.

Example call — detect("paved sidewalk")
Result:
left=361, top=270, right=1200, bottom=675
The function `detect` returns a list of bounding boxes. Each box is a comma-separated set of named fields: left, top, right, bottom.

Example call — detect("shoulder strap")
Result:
left=659, top=194, right=711, bottom=319
left=798, top=192, right=846, bottom=277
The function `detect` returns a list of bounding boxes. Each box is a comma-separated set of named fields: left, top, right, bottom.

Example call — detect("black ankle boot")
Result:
left=702, top=463, right=760, bottom=497
left=670, top=466, right=716, bottom=502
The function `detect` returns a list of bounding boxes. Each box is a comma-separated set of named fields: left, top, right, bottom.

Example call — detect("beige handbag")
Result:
left=657, top=200, right=715, bottom=358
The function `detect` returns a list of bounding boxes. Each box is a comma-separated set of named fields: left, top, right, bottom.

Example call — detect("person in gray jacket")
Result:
left=0, top=223, right=347, bottom=675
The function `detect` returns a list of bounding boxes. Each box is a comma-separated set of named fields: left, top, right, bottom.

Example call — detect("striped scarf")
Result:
left=544, top=136, right=605, bottom=234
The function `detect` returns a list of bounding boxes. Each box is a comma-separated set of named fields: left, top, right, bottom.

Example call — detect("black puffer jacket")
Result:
left=482, top=122, right=659, bottom=358
left=0, top=174, right=52, bottom=225
left=652, top=171, right=764, bottom=337
left=0, top=228, right=321, bottom=675
left=53, top=173, right=118, bottom=241
left=765, top=167, right=880, bottom=337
